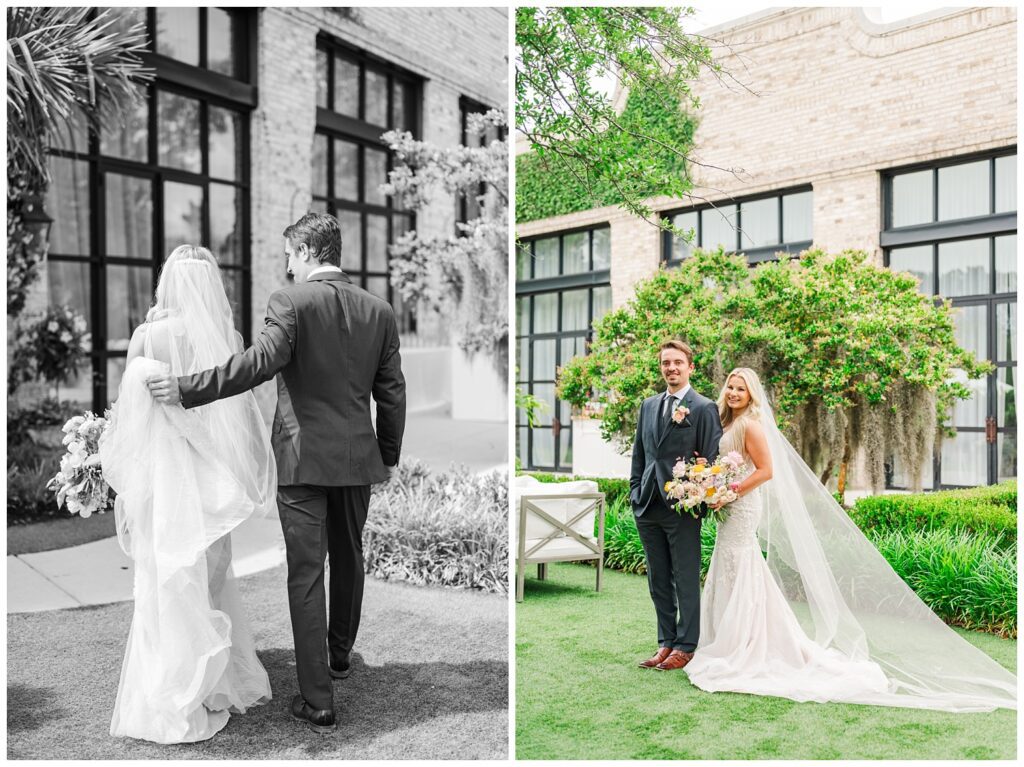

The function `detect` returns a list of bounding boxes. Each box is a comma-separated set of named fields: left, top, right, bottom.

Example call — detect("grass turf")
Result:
left=8, top=563, right=508, bottom=759
left=7, top=511, right=116, bottom=555
left=515, top=562, right=1016, bottom=760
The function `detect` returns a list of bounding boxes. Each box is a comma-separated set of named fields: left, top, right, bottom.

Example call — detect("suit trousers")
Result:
left=634, top=499, right=702, bottom=652
left=277, top=483, right=370, bottom=711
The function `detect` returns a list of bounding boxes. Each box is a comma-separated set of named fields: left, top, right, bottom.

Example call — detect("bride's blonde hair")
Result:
left=717, top=367, right=766, bottom=429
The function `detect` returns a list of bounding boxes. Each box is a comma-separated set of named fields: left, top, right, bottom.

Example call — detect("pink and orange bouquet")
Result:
left=664, top=451, right=748, bottom=522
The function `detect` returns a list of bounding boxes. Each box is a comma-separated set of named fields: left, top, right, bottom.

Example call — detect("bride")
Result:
left=99, top=245, right=276, bottom=743
left=684, top=367, right=1016, bottom=712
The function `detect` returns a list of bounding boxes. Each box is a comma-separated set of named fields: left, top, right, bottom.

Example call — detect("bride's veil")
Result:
left=727, top=367, right=1016, bottom=712
left=103, top=245, right=276, bottom=574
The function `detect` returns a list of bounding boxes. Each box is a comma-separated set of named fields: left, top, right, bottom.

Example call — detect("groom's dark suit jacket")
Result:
left=178, top=271, right=406, bottom=486
left=630, top=388, right=723, bottom=515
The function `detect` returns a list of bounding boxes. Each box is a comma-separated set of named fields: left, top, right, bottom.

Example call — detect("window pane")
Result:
left=157, top=91, right=201, bottom=172
left=207, top=8, right=238, bottom=78
left=533, top=293, right=557, bottom=333
left=560, top=336, right=586, bottom=368
left=100, top=84, right=147, bottom=162
left=891, top=170, right=933, bottom=227
left=888, top=245, right=933, bottom=294
left=533, top=237, right=559, bottom=279
left=366, top=214, right=387, bottom=273
left=561, top=288, right=589, bottom=332
left=592, top=227, right=611, bottom=270
left=701, top=204, right=737, bottom=251
left=592, top=285, right=612, bottom=322
left=739, top=197, right=778, bottom=249
left=940, top=431, right=988, bottom=486
left=312, top=134, right=328, bottom=197
left=334, top=56, right=359, bottom=119
left=938, top=160, right=990, bottom=221
left=105, top=173, right=152, bottom=258
left=533, top=339, right=555, bottom=382
left=209, top=184, right=241, bottom=266
left=562, top=232, right=588, bottom=275
left=367, top=276, right=388, bottom=301
left=106, top=265, right=152, bottom=350
left=950, top=369, right=986, bottom=428
left=998, top=431, right=1016, bottom=483
left=156, top=7, right=199, bottom=66
left=517, top=337, right=529, bottom=381
left=952, top=303, right=987, bottom=361
left=50, top=101, right=89, bottom=153
left=890, top=450, right=934, bottom=491
left=938, top=239, right=989, bottom=297
left=516, top=244, right=531, bottom=280
left=46, top=157, right=91, bottom=255
left=996, top=302, right=1015, bottom=363
left=316, top=49, right=329, bottom=109
left=672, top=212, right=697, bottom=260
left=364, top=69, right=388, bottom=127
left=559, top=429, right=572, bottom=468
left=333, top=140, right=359, bottom=201
left=995, top=235, right=1016, bottom=293
left=163, top=182, right=204, bottom=255
left=392, top=80, right=409, bottom=131
left=532, top=383, right=555, bottom=426
left=337, top=209, right=361, bottom=272
left=106, top=358, right=126, bottom=405
left=221, top=268, right=243, bottom=331
left=997, top=365, right=1016, bottom=430
left=517, top=427, right=529, bottom=464
left=364, top=148, right=387, bottom=206
left=782, top=191, right=813, bottom=242
left=995, top=155, right=1016, bottom=213
left=102, top=7, right=146, bottom=38
left=309, top=199, right=328, bottom=214
left=532, top=427, right=554, bottom=467
left=47, top=260, right=91, bottom=334
left=209, top=106, right=242, bottom=181
left=517, top=297, right=530, bottom=336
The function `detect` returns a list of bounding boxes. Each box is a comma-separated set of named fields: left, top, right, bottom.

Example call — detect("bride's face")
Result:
left=724, top=375, right=751, bottom=410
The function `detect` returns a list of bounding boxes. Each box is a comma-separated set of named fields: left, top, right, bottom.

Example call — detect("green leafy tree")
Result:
left=7, top=7, right=152, bottom=317
left=558, top=249, right=990, bottom=493
left=515, top=6, right=731, bottom=225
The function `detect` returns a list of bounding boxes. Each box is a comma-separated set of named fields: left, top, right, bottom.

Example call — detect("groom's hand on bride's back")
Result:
left=146, top=373, right=182, bottom=405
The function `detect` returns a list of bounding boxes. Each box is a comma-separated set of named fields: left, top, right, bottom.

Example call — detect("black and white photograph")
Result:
left=7, top=5, right=509, bottom=759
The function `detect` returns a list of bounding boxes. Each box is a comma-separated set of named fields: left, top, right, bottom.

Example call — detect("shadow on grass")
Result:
left=521, top=577, right=601, bottom=600
left=8, top=683, right=70, bottom=737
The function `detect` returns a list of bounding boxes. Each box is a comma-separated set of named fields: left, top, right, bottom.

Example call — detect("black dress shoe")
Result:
left=290, top=695, right=336, bottom=734
left=329, top=658, right=351, bottom=679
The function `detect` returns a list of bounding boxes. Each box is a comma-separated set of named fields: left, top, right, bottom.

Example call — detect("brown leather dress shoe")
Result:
left=638, top=647, right=673, bottom=668
left=655, top=650, right=695, bottom=670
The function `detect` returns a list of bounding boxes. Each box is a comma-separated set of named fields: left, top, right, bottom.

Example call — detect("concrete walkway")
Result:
left=7, top=409, right=507, bottom=614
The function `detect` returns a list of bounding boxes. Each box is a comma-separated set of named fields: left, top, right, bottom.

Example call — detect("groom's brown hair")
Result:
left=283, top=212, right=342, bottom=266
left=659, top=339, right=694, bottom=365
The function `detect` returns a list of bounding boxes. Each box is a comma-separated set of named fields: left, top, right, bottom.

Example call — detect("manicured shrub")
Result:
left=365, top=459, right=507, bottom=593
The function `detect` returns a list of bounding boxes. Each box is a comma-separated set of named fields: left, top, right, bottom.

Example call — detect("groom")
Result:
left=629, top=340, right=722, bottom=671
left=146, top=212, right=406, bottom=733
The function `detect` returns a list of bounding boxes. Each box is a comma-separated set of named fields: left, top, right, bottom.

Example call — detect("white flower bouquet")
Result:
left=46, top=410, right=115, bottom=518
left=664, top=450, right=748, bottom=523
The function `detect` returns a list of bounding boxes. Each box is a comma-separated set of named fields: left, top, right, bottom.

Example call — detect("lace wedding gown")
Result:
left=684, top=414, right=1016, bottom=711
left=101, top=316, right=275, bottom=742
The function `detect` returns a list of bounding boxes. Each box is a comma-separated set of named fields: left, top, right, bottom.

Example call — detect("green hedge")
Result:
left=848, top=482, right=1017, bottom=545
left=524, top=473, right=1017, bottom=637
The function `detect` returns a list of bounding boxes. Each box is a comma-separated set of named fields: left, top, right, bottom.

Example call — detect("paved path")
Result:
left=7, top=409, right=507, bottom=614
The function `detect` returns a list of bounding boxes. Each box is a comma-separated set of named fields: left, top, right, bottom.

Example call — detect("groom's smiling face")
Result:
left=660, top=348, right=693, bottom=392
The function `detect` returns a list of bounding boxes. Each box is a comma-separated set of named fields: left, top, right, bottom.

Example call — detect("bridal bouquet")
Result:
left=664, top=451, right=748, bottom=522
left=47, top=410, right=115, bottom=518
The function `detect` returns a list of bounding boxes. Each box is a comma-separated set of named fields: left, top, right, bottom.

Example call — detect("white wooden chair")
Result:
left=514, top=475, right=605, bottom=602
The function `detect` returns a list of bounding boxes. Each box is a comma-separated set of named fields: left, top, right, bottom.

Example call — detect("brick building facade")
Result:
left=515, top=7, right=1016, bottom=489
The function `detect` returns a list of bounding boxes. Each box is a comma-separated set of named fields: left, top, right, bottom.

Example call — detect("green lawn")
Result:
left=9, top=564, right=508, bottom=760
left=7, top=511, right=116, bottom=555
left=515, top=563, right=1016, bottom=760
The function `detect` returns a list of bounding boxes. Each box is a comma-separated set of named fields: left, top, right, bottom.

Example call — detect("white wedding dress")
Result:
left=684, top=410, right=1016, bottom=712
left=100, top=258, right=276, bottom=743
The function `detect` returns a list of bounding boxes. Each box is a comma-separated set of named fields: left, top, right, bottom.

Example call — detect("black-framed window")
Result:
left=458, top=96, right=504, bottom=228
left=882, top=149, right=1017, bottom=489
left=662, top=188, right=813, bottom=265
left=44, top=7, right=257, bottom=411
left=312, top=35, right=419, bottom=332
left=516, top=227, right=613, bottom=472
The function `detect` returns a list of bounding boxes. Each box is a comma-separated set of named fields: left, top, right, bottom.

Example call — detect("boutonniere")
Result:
left=671, top=404, right=690, bottom=424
